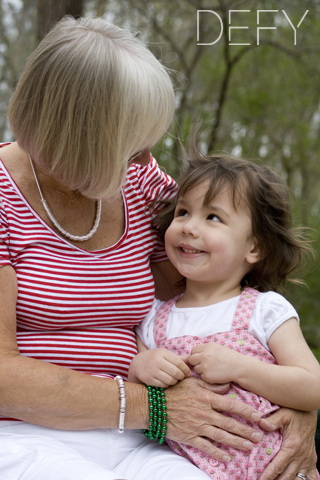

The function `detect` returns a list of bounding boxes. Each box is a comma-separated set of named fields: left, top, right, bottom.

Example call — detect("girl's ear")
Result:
left=246, top=237, right=261, bottom=265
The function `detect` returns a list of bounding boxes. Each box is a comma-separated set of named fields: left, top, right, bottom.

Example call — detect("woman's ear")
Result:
left=246, top=237, right=261, bottom=265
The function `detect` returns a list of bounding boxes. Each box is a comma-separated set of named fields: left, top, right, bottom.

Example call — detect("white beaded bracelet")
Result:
left=114, top=375, right=126, bottom=433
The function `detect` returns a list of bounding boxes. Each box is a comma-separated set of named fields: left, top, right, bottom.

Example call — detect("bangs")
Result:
left=178, top=163, right=246, bottom=211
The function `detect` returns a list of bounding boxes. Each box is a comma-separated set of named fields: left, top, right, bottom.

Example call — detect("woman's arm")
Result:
left=0, top=265, right=149, bottom=430
left=189, top=318, right=320, bottom=410
left=0, top=264, right=263, bottom=462
left=151, top=260, right=184, bottom=301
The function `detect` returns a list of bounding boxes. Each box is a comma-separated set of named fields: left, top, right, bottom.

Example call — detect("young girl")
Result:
left=128, top=150, right=320, bottom=480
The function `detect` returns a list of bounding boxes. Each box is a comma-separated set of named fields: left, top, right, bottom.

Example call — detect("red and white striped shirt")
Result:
left=0, top=147, right=176, bottom=387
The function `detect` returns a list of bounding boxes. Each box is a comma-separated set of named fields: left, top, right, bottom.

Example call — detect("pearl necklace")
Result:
left=28, top=154, right=102, bottom=242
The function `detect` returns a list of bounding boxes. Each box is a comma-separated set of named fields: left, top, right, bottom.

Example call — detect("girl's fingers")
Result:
left=160, top=363, right=187, bottom=381
left=188, top=353, right=201, bottom=366
left=163, top=352, right=190, bottom=376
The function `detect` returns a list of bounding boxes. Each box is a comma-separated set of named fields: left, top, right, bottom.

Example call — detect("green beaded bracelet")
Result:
left=142, top=385, right=167, bottom=444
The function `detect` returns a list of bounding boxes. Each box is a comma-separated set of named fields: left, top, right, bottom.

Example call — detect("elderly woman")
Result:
left=0, top=16, right=317, bottom=480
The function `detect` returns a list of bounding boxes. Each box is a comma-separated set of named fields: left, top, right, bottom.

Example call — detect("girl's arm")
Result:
left=189, top=318, right=320, bottom=411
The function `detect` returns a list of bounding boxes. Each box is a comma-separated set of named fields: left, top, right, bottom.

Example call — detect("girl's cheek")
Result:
left=164, top=224, right=175, bottom=247
left=164, top=229, right=174, bottom=255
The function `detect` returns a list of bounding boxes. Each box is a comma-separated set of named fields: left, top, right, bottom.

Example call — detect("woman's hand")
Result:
left=259, top=408, right=318, bottom=480
left=129, top=148, right=151, bottom=167
left=165, top=377, right=263, bottom=463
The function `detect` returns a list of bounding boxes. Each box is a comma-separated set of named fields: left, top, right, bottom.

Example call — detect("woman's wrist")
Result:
left=124, top=381, right=149, bottom=429
left=143, top=385, right=167, bottom=443
left=127, top=357, right=142, bottom=384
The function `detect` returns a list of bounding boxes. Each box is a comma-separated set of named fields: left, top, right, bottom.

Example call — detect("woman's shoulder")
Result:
left=0, top=142, right=32, bottom=188
left=0, top=142, right=20, bottom=166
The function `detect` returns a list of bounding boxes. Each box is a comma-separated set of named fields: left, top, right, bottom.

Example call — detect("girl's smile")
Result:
left=178, top=244, right=205, bottom=256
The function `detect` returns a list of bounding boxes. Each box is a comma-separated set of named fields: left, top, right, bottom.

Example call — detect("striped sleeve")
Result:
left=0, top=197, right=11, bottom=267
left=134, top=156, right=177, bottom=263
left=135, top=155, right=177, bottom=207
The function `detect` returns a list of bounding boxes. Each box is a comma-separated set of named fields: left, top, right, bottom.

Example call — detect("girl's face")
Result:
left=164, top=180, right=260, bottom=290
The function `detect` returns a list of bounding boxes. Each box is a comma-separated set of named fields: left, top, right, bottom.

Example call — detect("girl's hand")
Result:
left=128, top=349, right=190, bottom=387
left=258, top=408, right=318, bottom=480
left=189, top=343, right=241, bottom=384
left=165, top=377, right=263, bottom=463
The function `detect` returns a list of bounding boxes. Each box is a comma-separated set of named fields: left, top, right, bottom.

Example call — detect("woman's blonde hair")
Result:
left=9, top=16, right=175, bottom=198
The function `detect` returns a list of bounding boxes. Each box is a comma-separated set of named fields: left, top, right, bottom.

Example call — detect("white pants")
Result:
left=0, top=422, right=208, bottom=480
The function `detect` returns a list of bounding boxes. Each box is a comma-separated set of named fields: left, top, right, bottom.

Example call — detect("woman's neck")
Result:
left=0, top=142, right=126, bottom=251
left=32, top=161, right=86, bottom=204
left=2, top=142, right=85, bottom=203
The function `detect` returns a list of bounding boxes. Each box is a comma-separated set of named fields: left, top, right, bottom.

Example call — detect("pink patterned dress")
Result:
left=153, top=287, right=282, bottom=480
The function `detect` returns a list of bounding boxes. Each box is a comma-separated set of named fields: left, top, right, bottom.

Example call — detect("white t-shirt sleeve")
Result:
left=135, top=298, right=164, bottom=349
left=249, top=292, right=299, bottom=351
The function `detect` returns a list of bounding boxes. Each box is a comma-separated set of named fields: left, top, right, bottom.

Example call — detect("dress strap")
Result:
left=230, top=287, right=260, bottom=333
left=153, top=296, right=179, bottom=348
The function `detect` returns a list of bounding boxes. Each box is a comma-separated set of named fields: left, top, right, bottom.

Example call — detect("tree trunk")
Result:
left=37, top=0, right=84, bottom=42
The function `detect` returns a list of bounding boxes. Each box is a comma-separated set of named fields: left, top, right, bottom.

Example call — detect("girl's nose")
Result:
left=182, top=218, right=199, bottom=237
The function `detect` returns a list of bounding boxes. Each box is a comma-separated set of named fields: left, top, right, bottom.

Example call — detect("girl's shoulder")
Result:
left=255, top=291, right=299, bottom=329
left=249, top=291, right=299, bottom=350
left=256, top=291, right=296, bottom=314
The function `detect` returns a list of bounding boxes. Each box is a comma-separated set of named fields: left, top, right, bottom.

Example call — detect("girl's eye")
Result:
left=175, top=209, right=189, bottom=217
left=207, top=214, right=221, bottom=222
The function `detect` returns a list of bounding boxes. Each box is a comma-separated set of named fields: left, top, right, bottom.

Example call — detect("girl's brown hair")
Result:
left=154, top=149, right=313, bottom=293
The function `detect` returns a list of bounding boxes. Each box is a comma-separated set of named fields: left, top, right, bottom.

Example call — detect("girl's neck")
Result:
left=176, top=281, right=242, bottom=308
